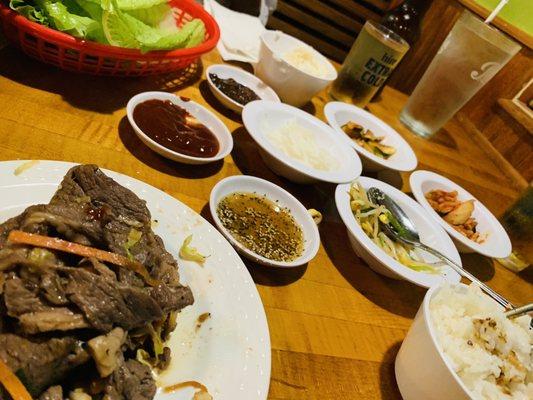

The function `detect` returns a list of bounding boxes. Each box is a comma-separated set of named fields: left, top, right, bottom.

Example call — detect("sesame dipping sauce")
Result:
left=216, top=192, right=304, bottom=262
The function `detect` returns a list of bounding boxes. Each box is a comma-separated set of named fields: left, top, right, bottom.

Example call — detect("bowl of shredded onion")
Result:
left=335, top=177, right=462, bottom=288
left=242, top=100, right=362, bottom=184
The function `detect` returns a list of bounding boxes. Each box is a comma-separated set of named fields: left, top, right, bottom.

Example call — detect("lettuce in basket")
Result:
left=8, top=0, right=206, bottom=52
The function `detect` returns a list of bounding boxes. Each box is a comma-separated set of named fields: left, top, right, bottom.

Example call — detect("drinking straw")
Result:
left=484, top=0, right=509, bottom=24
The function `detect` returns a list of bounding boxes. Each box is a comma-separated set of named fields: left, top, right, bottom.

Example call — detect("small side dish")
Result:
left=216, top=192, right=304, bottom=262
left=133, top=99, right=219, bottom=158
left=341, top=121, right=396, bottom=159
left=425, top=189, right=486, bottom=243
left=266, top=119, right=340, bottom=172
left=208, top=73, right=260, bottom=105
left=430, top=284, right=532, bottom=399
left=349, top=181, right=439, bottom=274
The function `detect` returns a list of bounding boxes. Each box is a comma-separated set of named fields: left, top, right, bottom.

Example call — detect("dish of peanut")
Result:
left=425, top=189, right=486, bottom=244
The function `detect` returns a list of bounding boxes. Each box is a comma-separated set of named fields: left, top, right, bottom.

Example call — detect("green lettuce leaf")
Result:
left=9, top=0, right=49, bottom=25
left=116, top=0, right=168, bottom=10
left=126, top=2, right=171, bottom=27
left=36, top=0, right=98, bottom=38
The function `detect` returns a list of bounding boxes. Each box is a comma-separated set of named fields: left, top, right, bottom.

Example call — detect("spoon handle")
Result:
left=414, top=242, right=514, bottom=310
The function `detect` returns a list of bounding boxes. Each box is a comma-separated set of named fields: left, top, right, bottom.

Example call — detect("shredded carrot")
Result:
left=0, top=358, right=33, bottom=400
left=7, top=230, right=158, bottom=287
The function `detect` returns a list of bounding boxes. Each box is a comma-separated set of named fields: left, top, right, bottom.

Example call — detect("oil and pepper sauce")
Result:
left=133, top=99, right=219, bottom=158
left=216, top=192, right=304, bottom=262
left=209, top=73, right=260, bottom=105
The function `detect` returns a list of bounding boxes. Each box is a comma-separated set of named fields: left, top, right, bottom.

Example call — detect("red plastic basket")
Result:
left=0, top=0, right=219, bottom=76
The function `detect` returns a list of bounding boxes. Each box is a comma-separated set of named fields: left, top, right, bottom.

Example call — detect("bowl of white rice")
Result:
left=254, top=30, right=337, bottom=107
left=396, top=283, right=532, bottom=400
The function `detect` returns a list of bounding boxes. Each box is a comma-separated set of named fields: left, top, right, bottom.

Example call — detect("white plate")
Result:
left=209, top=175, right=320, bottom=268
left=127, top=91, right=233, bottom=165
left=324, top=102, right=417, bottom=172
left=335, top=177, right=461, bottom=288
left=206, top=64, right=280, bottom=114
left=242, top=100, right=362, bottom=184
left=410, top=170, right=512, bottom=258
left=0, top=160, right=270, bottom=400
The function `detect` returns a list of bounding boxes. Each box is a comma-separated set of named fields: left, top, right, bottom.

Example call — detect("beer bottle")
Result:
left=381, top=0, right=432, bottom=45
left=371, top=0, right=432, bottom=100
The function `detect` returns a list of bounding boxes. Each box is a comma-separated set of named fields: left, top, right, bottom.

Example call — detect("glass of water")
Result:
left=400, top=11, right=521, bottom=138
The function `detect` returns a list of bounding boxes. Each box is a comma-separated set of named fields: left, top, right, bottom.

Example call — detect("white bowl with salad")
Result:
left=325, top=102, right=417, bottom=172
left=335, top=177, right=461, bottom=288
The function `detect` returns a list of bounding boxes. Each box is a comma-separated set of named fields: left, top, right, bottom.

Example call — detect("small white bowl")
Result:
left=209, top=175, right=320, bottom=268
left=242, top=100, right=362, bottom=184
left=395, top=283, right=474, bottom=400
left=206, top=64, right=280, bottom=114
left=324, top=102, right=418, bottom=172
left=410, top=170, right=512, bottom=258
left=335, top=177, right=461, bottom=288
left=254, top=30, right=337, bottom=107
left=126, top=91, right=233, bottom=165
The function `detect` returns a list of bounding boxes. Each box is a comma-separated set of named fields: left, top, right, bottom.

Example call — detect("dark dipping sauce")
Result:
left=216, top=192, right=304, bottom=262
left=133, top=99, right=219, bottom=158
left=209, top=73, right=260, bottom=105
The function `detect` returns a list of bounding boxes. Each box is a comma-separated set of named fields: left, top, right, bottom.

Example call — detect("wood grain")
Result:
left=0, top=46, right=531, bottom=399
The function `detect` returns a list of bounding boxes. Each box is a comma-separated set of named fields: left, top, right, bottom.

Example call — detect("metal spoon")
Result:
left=367, top=187, right=513, bottom=310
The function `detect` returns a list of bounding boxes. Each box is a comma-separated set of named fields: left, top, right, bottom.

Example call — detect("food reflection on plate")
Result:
left=0, top=165, right=194, bottom=399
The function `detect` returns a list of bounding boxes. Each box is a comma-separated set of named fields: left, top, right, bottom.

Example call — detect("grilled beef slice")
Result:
left=0, top=334, right=89, bottom=395
left=104, top=359, right=156, bottom=400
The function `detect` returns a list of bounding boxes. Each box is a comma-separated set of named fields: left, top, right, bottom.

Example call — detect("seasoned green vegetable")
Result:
left=9, top=0, right=206, bottom=52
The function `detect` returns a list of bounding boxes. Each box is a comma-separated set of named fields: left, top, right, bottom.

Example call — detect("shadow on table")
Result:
left=380, top=342, right=403, bottom=400
left=199, top=202, right=307, bottom=286
left=118, top=117, right=223, bottom=179
left=321, top=218, right=425, bottom=319
left=0, top=46, right=203, bottom=114
left=461, top=252, right=495, bottom=281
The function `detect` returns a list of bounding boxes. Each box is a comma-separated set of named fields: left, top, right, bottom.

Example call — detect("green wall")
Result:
left=474, top=0, right=533, bottom=35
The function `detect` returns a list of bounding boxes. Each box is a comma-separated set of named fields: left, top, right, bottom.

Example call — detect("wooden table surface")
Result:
left=0, top=47, right=531, bottom=399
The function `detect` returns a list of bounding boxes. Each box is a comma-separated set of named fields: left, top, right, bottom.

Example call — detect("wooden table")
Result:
left=0, top=47, right=531, bottom=399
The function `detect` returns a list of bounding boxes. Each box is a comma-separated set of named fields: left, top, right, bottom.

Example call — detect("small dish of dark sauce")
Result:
left=209, top=73, right=261, bottom=106
left=133, top=99, right=219, bottom=158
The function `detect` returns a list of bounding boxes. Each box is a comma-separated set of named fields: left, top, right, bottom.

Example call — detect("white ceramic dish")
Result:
left=1, top=160, right=270, bottom=400
left=206, top=64, right=280, bottom=114
left=127, top=91, right=233, bottom=165
left=395, top=283, right=474, bottom=400
left=254, top=30, right=337, bottom=107
left=335, top=177, right=461, bottom=288
left=324, top=102, right=418, bottom=172
left=209, top=175, right=320, bottom=268
left=242, top=100, right=362, bottom=184
left=410, top=170, right=512, bottom=258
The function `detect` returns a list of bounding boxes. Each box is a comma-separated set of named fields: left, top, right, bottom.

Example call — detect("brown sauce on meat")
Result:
left=133, top=99, right=219, bottom=158
left=209, top=73, right=260, bottom=105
